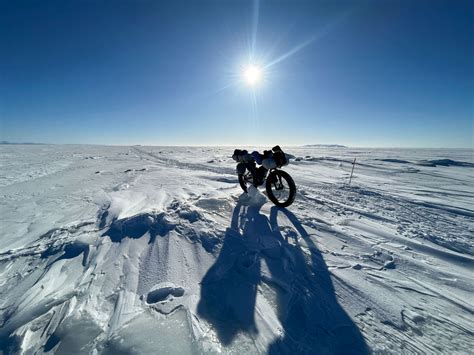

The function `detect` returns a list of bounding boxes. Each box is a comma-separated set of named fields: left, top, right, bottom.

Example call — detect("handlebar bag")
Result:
left=271, top=146, right=288, bottom=167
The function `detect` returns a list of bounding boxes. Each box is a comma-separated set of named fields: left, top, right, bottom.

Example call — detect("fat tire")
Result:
left=266, top=170, right=296, bottom=207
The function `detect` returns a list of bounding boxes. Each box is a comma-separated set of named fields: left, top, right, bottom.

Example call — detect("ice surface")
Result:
left=0, top=144, right=473, bottom=353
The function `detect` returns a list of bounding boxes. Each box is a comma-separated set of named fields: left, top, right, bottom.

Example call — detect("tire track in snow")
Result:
left=289, top=178, right=474, bottom=352
left=131, top=147, right=236, bottom=176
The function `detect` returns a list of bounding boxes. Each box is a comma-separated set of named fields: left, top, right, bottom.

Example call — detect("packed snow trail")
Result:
left=0, top=145, right=473, bottom=353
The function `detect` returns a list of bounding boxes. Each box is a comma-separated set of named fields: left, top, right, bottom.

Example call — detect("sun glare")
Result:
left=243, top=65, right=263, bottom=86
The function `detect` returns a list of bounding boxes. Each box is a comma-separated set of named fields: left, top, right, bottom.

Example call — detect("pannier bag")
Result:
left=236, top=162, right=247, bottom=175
left=262, top=156, right=277, bottom=169
left=232, top=149, right=253, bottom=163
left=271, top=145, right=289, bottom=167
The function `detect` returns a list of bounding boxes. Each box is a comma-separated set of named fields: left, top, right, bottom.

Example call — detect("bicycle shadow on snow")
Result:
left=197, top=200, right=368, bottom=354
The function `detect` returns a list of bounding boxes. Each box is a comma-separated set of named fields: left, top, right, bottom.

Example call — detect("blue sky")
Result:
left=1, top=0, right=473, bottom=147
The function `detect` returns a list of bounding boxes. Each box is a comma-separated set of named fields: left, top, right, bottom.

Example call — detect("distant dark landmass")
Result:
left=303, top=144, right=347, bottom=148
left=0, top=141, right=47, bottom=145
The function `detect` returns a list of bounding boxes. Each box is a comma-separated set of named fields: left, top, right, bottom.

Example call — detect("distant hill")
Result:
left=0, top=141, right=46, bottom=145
left=303, top=144, right=347, bottom=148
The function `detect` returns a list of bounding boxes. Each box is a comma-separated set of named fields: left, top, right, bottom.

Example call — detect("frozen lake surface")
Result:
left=0, top=145, right=473, bottom=353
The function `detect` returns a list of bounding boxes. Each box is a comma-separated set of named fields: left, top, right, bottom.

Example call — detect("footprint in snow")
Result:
left=146, top=282, right=185, bottom=304
left=383, top=259, right=396, bottom=269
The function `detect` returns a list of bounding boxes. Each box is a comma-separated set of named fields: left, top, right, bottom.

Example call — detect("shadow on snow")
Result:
left=197, top=201, right=368, bottom=354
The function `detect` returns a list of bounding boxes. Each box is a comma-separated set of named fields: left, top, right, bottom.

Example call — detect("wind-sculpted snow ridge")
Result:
left=0, top=145, right=473, bottom=354
left=376, top=158, right=474, bottom=168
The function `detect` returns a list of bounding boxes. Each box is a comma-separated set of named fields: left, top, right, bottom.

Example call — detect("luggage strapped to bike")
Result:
left=271, top=145, right=288, bottom=168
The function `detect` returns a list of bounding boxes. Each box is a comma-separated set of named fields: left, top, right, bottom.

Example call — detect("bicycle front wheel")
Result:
left=265, top=170, right=296, bottom=207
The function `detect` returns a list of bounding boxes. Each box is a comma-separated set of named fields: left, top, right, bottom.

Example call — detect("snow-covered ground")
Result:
left=0, top=144, right=473, bottom=354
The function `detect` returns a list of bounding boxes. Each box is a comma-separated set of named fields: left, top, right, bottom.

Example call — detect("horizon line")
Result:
left=0, top=141, right=472, bottom=150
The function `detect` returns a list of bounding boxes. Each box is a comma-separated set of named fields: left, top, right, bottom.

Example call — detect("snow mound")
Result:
left=238, top=185, right=267, bottom=206
left=416, top=159, right=474, bottom=167
left=103, top=212, right=175, bottom=243
left=377, top=158, right=411, bottom=164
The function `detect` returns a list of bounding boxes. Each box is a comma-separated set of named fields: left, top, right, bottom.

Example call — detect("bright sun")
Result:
left=243, top=65, right=263, bottom=86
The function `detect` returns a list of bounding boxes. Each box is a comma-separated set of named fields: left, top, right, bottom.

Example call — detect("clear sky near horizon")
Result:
left=1, top=0, right=473, bottom=148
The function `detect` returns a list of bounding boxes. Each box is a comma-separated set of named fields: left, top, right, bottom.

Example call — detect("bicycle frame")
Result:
left=243, top=167, right=282, bottom=186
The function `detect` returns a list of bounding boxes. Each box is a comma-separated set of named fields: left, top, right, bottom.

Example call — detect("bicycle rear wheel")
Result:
left=238, top=172, right=253, bottom=193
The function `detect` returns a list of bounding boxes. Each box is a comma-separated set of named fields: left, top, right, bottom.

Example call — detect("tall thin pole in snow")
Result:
left=349, top=158, right=356, bottom=185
